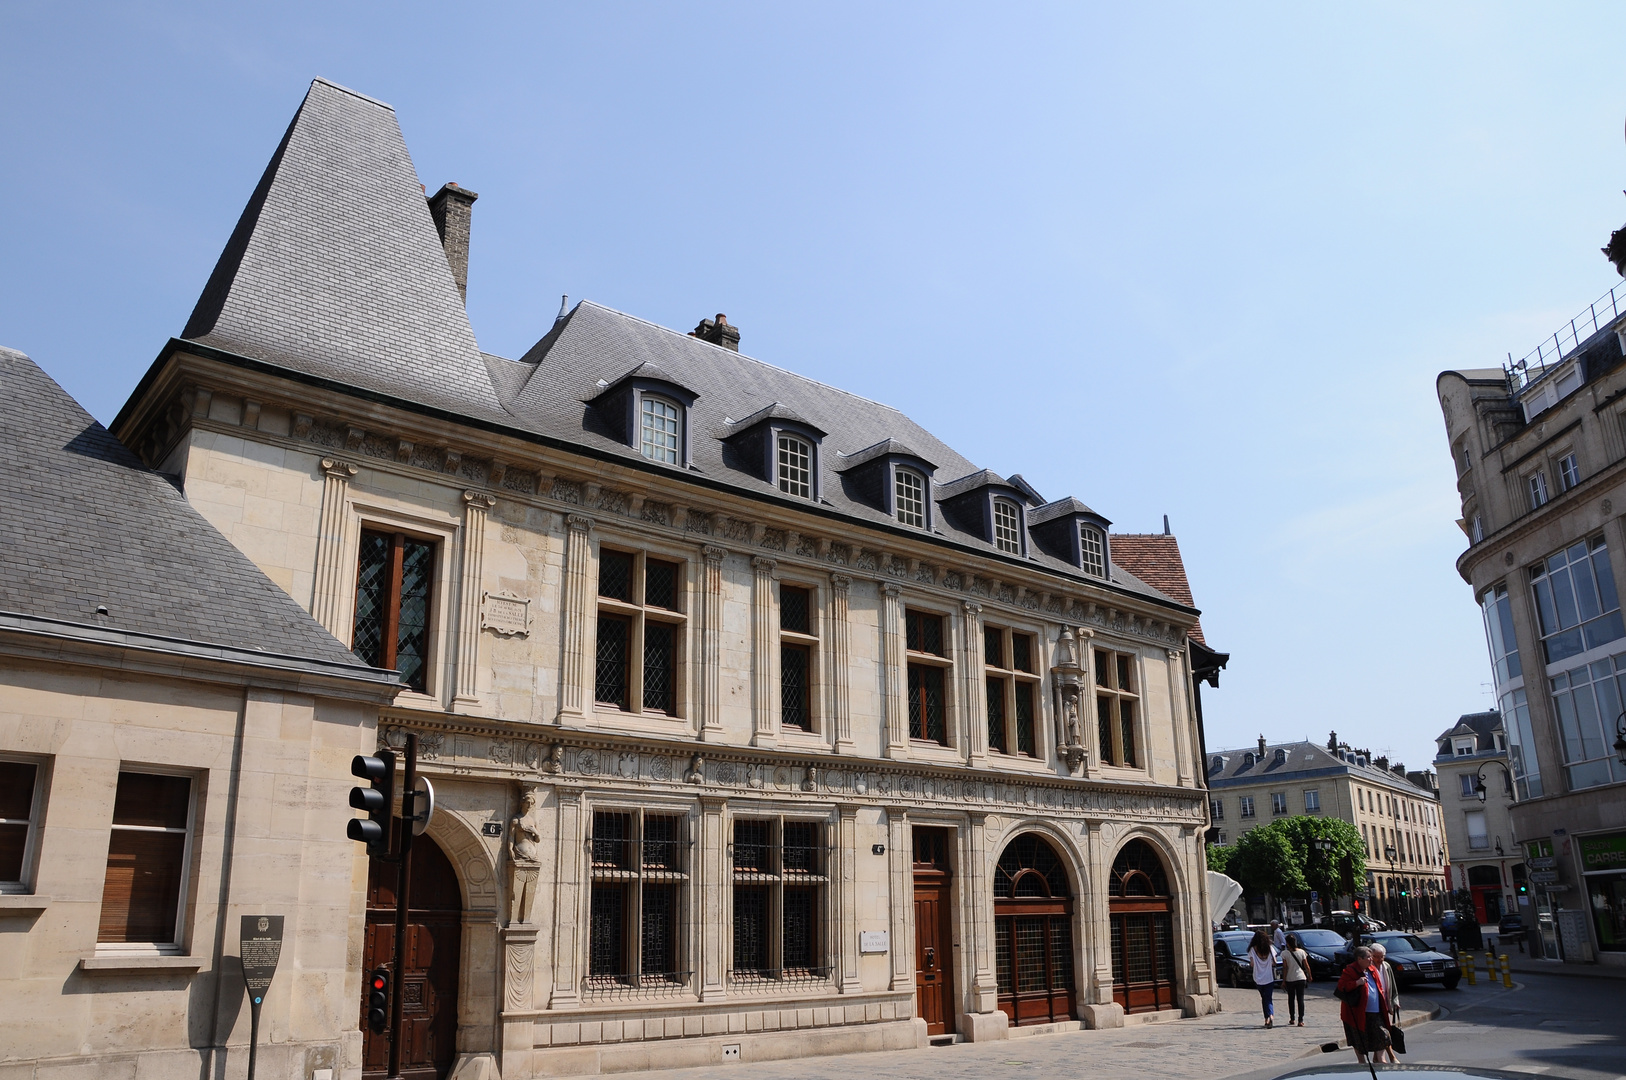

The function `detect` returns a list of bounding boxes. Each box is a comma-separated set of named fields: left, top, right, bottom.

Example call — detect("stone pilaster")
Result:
left=828, top=573, right=853, bottom=752
left=501, top=924, right=539, bottom=1060
left=880, top=582, right=907, bottom=758
left=454, top=490, right=495, bottom=706
left=961, top=601, right=986, bottom=767
left=966, top=813, right=998, bottom=1013
left=1166, top=647, right=1193, bottom=787
left=699, top=545, right=727, bottom=740
left=557, top=514, right=593, bottom=722
left=886, top=808, right=912, bottom=991
left=698, top=795, right=728, bottom=1000
left=835, top=804, right=862, bottom=993
left=310, top=458, right=357, bottom=639
left=751, top=556, right=779, bottom=747
left=547, top=787, right=583, bottom=1009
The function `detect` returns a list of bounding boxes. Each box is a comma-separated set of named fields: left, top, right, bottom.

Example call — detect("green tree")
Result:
left=1225, top=817, right=1367, bottom=899
left=1226, top=823, right=1306, bottom=897
left=1206, top=842, right=1233, bottom=876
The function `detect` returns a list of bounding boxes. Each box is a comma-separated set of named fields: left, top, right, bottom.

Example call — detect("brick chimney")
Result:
left=691, top=313, right=740, bottom=352
left=1257, top=734, right=1267, bottom=757
left=428, top=183, right=478, bottom=303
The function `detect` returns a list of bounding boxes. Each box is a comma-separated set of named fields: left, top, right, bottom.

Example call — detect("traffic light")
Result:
left=1399, top=887, right=1408, bottom=898
left=1517, top=882, right=1528, bottom=895
left=366, top=966, right=390, bottom=1034
left=347, top=751, right=396, bottom=857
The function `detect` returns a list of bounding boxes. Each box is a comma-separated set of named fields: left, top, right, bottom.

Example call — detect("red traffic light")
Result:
left=370, top=972, right=388, bottom=992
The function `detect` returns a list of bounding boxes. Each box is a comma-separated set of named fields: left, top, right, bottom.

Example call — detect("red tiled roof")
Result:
left=1109, top=534, right=1205, bottom=643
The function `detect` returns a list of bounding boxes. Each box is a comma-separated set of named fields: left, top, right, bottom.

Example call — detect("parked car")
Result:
left=1288, top=928, right=1351, bottom=980
left=1319, top=910, right=1384, bottom=937
left=1497, top=913, right=1525, bottom=936
left=1334, top=932, right=1461, bottom=989
left=1439, top=909, right=1458, bottom=944
left=1213, top=931, right=1283, bottom=988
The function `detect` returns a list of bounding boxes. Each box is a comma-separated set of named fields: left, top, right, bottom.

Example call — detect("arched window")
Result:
left=1108, top=840, right=1176, bottom=1013
left=639, top=395, right=681, bottom=464
left=777, top=435, right=812, bottom=498
left=992, top=834, right=1075, bottom=1026
left=894, top=466, right=926, bottom=528
left=1079, top=524, right=1105, bottom=576
left=992, top=498, right=1022, bottom=553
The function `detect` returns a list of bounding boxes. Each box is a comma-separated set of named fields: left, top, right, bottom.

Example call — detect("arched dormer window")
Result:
left=777, top=434, right=813, bottom=498
left=722, top=403, right=825, bottom=500
left=992, top=498, right=1023, bottom=554
left=894, top=466, right=926, bottom=527
left=1025, top=496, right=1110, bottom=572
left=640, top=395, right=682, bottom=464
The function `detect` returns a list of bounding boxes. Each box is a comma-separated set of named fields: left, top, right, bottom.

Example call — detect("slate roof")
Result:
left=151, top=78, right=1197, bottom=615
left=1109, top=533, right=1206, bottom=643
left=1206, top=739, right=1429, bottom=792
left=0, top=345, right=393, bottom=679
left=1433, top=711, right=1503, bottom=757
left=181, top=78, right=505, bottom=422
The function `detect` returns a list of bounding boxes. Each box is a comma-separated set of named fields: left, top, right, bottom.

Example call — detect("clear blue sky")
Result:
left=5, top=3, right=1626, bottom=773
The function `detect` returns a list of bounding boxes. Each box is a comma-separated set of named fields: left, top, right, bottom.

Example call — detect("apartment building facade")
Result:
left=1206, top=734, right=1448, bottom=925
left=1432, top=712, right=1529, bottom=936
left=1438, top=278, right=1626, bottom=966
left=103, top=79, right=1226, bottom=1078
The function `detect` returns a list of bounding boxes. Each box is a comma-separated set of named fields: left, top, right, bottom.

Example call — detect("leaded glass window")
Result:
left=596, top=549, right=687, bottom=716
left=731, top=818, right=829, bottom=984
left=352, top=529, right=436, bottom=693
left=779, top=584, right=817, bottom=733
left=586, top=809, right=690, bottom=993
left=985, top=625, right=1040, bottom=759
left=1094, top=648, right=1139, bottom=768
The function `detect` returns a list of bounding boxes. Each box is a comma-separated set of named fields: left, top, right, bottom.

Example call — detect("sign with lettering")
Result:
left=1528, top=870, right=1559, bottom=884
left=859, top=930, right=889, bottom=954
left=1527, top=857, right=1556, bottom=870
left=241, top=915, right=284, bottom=1005
left=481, top=591, right=531, bottom=636
left=1577, top=833, right=1626, bottom=872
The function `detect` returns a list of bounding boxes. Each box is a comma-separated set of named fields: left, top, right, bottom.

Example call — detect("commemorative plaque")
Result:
left=241, top=915, right=284, bottom=1080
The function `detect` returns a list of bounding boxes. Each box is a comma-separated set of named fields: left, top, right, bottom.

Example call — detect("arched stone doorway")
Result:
left=1108, top=839, right=1176, bottom=1013
left=363, top=836, right=462, bottom=1080
left=992, top=833, right=1076, bottom=1025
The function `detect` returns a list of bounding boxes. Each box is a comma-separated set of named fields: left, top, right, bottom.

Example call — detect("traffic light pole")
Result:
left=386, top=732, right=417, bottom=1080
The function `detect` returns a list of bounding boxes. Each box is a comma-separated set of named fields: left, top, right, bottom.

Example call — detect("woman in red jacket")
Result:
left=1336, top=945, right=1392, bottom=1064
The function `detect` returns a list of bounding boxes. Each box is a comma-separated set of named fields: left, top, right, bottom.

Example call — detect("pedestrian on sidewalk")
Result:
left=1248, top=930, right=1280, bottom=1028
left=1335, top=945, right=1391, bottom=1065
left=1368, top=942, right=1401, bottom=1061
left=1271, top=920, right=1288, bottom=952
left=1282, top=932, right=1312, bottom=1027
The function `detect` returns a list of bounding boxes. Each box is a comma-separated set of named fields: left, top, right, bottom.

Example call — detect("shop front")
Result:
left=1579, top=832, right=1626, bottom=954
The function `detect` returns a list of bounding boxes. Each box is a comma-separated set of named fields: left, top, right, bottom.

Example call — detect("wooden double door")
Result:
left=1108, top=839, right=1177, bottom=1013
left=992, top=834, right=1076, bottom=1025
left=362, top=837, right=461, bottom=1080
left=913, top=827, right=956, bottom=1036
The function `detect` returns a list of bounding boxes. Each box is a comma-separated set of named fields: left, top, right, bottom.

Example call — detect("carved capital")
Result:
left=880, top=582, right=903, bottom=598
left=962, top=600, right=982, bottom=616
left=320, top=458, right=358, bottom=480
left=566, top=513, right=594, bottom=534
left=751, top=555, right=777, bottom=575
left=702, top=544, right=728, bottom=565
left=463, top=490, right=497, bottom=510
left=829, top=572, right=852, bottom=590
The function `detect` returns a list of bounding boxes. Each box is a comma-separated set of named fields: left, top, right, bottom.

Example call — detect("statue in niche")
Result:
left=1055, top=626, right=1088, bottom=774
left=540, top=743, right=563, bottom=775
left=685, top=753, right=706, bottom=784
left=508, top=785, right=542, bottom=924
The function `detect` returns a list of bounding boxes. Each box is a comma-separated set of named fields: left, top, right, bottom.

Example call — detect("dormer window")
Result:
left=640, top=396, right=682, bottom=464
left=895, top=467, right=926, bottom=527
left=1079, top=525, right=1105, bottom=577
left=777, top=435, right=813, bottom=498
left=992, top=499, right=1022, bottom=553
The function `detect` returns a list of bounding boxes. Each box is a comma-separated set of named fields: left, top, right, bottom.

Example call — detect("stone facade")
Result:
left=1431, top=712, right=1524, bottom=927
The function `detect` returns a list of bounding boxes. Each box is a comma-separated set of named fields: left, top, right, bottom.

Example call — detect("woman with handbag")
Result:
left=1334, top=945, right=1391, bottom=1064
left=1247, top=930, right=1280, bottom=1028
left=1281, top=933, right=1312, bottom=1027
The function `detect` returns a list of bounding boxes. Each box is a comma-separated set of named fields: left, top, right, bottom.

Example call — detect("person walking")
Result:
left=1335, top=945, right=1391, bottom=1064
left=1248, top=929, right=1280, bottom=1028
left=1271, top=919, right=1288, bottom=952
left=1368, top=942, right=1401, bottom=1061
left=1281, top=932, right=1312, bottom=1027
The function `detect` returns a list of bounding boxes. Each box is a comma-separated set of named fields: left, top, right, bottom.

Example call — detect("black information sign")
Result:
left=240, top=915, right=284, bottom=1080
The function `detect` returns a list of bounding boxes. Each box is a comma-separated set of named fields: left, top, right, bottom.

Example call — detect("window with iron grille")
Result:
left=985, top=625, right=1040, bottom=758
left=777, top=435, right=812, bottom=498
left=352, top=529, right=436, bottom=693
left=640, top=395, right=682, bottom=465
left=586, top=809, right=691, bottom=993
left=779, top=583, right=817, bottom=732
left=1079, top=525, right=1105, bottom=577
left=731, top=817, right=829, bottom=985
left=1093, top=648, right=1139, bottom=768
left=906, top=609, right=951, bottom=745
left=595, top=548, right=686, bottom=716
left=992, top=499, right=1022, bottom=553
left=894, top=466, right=926, bottom=528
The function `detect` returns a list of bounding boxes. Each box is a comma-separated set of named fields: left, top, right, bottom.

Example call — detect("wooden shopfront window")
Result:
left=993, top=833, right=1075, bottom=1025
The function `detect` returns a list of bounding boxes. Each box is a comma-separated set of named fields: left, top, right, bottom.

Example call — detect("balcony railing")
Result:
left=1507, top=278, right=1626, bottom=393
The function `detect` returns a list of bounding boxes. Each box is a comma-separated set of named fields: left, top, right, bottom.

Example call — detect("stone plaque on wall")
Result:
left=481, top=591, right=531, bottom=636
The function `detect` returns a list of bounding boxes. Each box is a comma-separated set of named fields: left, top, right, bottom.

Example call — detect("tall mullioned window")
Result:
left=1530, top=536, right=1624, bottom=664
left=992, top=499, right=1022, bottom=553
left=587, top=809, right=689, bottom=991
left=777, top=435, right=812, bottom=498
left=596, top=549, right=685, bottom=715
left=1080, top=525, right=1105, bottom=577
left=353, top=529, right=435, bottom=693
left=906, top=609, right=950, bottom=745
left=1094, top=648, right=1139, bottom=767
left=639, top=396, right=681, bottom=464
left=779, top=584, right=816, bottom=732
left=985, top=625, right=1039, bottom=757
left=731, top=818, right=828, bottom=984
left=894, top=466, right=926, bottom=528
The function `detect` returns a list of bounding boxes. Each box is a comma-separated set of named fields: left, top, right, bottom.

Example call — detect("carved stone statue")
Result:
left=1061, top=683, right=1083, bottom=748
left=685, top=753, right=705, bottom=784
left=508, top=785, right=541, bottom=924
left=801, top=765, right=818, bottom=793
left=540, top=743, right=562, bottom=775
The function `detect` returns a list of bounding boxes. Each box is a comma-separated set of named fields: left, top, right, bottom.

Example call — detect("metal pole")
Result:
left=387, top=733, right=417, bottom=1080
left=246, top=998, right=260, bottom=1080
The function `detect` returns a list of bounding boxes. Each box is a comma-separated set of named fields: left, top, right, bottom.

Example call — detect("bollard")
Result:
left=1499, top=955, right=1512, bottom=988
left=1464, top=953, right=1476, bottom=985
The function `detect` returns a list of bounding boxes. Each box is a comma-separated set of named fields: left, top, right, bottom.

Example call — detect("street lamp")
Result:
left=1474, top=760, right=1514, bottom=803
left=1384, top=844, right=1399, bottom=926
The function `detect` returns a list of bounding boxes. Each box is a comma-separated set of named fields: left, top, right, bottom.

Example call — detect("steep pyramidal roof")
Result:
left=0, top=345, right=394, bottom=679
left=182, top=78, right=503, bottom=420
left=1109, top=533, right=1205, bottom=643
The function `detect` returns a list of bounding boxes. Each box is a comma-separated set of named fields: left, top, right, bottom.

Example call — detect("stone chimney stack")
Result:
left=1327, top=731, right=1339, bottom=752
left=691, top=313, right=741, bottom=352
left=1257, top=734, right=1267, bottom=757
left=428, top=183, right=478, bottom=303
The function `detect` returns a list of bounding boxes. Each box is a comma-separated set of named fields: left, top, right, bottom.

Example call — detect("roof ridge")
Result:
left=573, top=300, right=919, bottom=424
left=310, top=76, right=395, bottom=111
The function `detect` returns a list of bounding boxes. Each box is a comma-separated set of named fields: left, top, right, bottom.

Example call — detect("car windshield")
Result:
left=1294, top=930, right=1346, bottom=949
left=1376, top=934, right=1431, bottom=953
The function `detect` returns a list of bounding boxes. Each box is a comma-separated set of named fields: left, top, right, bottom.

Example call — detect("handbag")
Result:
left=1389, top=1023, right=1407, bottom=1055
